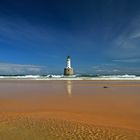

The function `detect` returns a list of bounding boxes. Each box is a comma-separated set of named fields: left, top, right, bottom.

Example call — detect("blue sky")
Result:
left=0, top=0, right=140, bottom=75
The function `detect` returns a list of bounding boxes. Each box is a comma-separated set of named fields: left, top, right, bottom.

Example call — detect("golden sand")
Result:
left=0, top=80, right=140, bottom=139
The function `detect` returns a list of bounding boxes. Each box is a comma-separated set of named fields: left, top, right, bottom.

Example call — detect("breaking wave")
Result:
left=0, top=74, right=140, bottom=80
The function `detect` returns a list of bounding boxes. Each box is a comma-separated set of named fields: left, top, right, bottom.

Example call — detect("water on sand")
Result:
left=0, top=80, right=140, bottom=139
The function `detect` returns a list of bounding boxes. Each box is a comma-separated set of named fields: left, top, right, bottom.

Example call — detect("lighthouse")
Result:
left=64, top=56, right=74, bottom=76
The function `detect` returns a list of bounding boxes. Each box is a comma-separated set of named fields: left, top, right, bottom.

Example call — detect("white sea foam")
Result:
left=23, top=75, right=40, bottom=78
left=0, top=75, right=41, bottom=79
left=0, top=74, right=140, bottom=80
left=49, top=75, right=63, bottom=78
left=95, top=74, right=140, bottom=80
left=100, top=74, right=136, bottom=78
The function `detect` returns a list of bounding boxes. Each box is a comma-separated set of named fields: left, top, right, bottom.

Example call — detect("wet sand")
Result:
left=0, top=80, right=140, bottom=139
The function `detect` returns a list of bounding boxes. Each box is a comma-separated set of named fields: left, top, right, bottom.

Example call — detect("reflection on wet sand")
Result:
left=66, top=81, right=72, bottom=97
left=0, top=80, right=140, bottom=139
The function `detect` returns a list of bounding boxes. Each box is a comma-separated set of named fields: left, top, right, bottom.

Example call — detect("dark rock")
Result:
left=103, top=86, right=109, bottom=88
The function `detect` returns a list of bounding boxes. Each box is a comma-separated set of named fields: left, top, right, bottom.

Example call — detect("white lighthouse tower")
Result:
left=64, top=56, right=74, bottom=76
left=66, top=56, right=71, bottom=68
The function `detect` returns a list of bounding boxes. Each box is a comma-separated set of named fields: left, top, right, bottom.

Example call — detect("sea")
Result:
left=0, top=74, right=140, bottom=80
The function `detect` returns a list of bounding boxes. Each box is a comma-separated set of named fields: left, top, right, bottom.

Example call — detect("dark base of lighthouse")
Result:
left=64, top=68, right=74, bottom=76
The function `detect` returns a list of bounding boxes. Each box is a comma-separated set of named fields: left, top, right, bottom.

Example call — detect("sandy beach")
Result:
left=0, top=80, right=140, bottom=139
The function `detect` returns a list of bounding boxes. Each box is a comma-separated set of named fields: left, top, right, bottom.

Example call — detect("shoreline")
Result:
left=1, top=78, right=140, bottom=80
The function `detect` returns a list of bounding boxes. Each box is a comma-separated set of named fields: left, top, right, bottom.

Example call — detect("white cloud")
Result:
left=0, top=63, right=44, bottom=75
left=112, top=69, right=120, bottom=72
left=130, top=32, right=140, bottom=39
left=107, top=13, right=140, bottom=59
left=0, top=16, right=53, bottom=44
left=91, top=64, right=121, bottom=74
left=113, top=58, right=140, bottom=63
left=91, top=64, right=140, bottom=74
